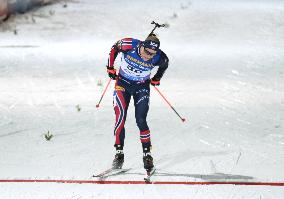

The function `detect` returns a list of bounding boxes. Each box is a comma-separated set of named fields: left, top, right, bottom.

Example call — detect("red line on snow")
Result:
left=0, top=179, right=284, bottom=186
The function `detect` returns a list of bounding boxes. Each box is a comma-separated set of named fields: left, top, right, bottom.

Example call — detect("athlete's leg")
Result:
left=113, top=81, right=131, bottom=149
left=133, top=85, right=151, bottom=153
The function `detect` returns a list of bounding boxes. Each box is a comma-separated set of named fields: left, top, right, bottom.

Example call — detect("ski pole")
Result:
left=96, top=78, right=112, bottom=108
left=153, top=86, right=186, bottom=122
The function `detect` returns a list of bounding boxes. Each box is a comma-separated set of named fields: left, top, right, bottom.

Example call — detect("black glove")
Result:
left=150, top=77, right=160, bottom=86
left=106, top=66, right=117, bottom=80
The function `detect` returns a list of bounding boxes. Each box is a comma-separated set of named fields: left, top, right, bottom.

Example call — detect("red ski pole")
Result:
left=153, top=86, right=186, bottom=122
left=96, top=78, right=112, bottom=108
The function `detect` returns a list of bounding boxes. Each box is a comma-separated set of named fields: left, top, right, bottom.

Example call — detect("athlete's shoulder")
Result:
left=159, top=50, right=168, bottom=61
left=117, top=38, right=141, bottom=51
left=154, top=49, right=169, bottom=67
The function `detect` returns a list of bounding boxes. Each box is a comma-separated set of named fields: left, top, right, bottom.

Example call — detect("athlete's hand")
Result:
left=150, top=78, right=160, bottom=86
left=106, top=66, right=117, bottom=80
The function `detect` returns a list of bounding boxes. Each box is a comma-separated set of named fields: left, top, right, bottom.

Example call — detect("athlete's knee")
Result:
left=136, top=117, right=147, bottom=128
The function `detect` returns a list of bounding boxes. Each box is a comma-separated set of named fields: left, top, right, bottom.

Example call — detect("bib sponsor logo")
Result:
left=126, top=55, right=152, bottom=68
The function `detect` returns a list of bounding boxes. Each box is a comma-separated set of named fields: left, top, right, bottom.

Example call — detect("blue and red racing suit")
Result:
left=107, top=38, right=169, bottom=152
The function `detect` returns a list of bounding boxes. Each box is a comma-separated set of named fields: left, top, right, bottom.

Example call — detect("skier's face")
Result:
left=140, top=46, right=157, bottom=61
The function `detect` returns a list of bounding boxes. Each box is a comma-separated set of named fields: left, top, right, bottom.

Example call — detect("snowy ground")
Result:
left=0, top=0, right=284, bottom=198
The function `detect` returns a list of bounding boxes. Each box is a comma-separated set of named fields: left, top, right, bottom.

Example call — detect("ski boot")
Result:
left=112, top=147, right=124, bottom=169
left=143, top=152, right=154, bottom=172
left=143, top=152, right=156, bottom=182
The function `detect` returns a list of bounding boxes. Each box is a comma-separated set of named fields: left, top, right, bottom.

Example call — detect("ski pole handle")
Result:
left=153, top=86, right=186, bottom=122
left=96, top=78, right=112, bottom=108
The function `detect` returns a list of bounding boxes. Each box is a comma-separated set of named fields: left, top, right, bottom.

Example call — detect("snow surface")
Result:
left=0, top=0, right=284, bottom=198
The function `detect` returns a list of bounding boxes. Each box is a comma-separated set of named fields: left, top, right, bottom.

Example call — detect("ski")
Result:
left=144, top=167, right=156, bottom=183
left=93, top=168, right=131, bottom=179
